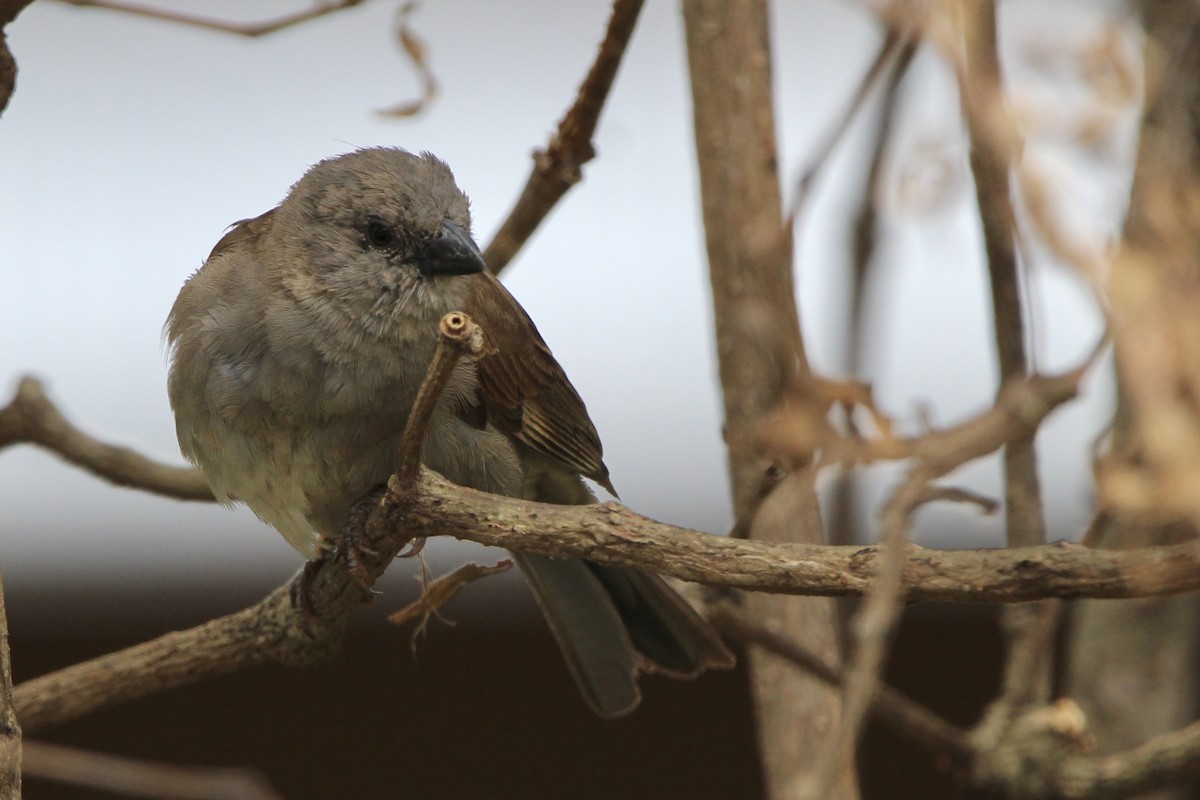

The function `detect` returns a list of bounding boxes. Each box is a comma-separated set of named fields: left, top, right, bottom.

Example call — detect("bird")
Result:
left=166, top=147, right=733, bottom=718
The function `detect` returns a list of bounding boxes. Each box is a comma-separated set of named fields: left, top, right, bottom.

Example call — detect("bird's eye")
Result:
left=365, top=218, right=397, bottom=249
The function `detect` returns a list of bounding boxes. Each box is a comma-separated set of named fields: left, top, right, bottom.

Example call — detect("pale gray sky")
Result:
left=0, top=0, right=1125, bottom=589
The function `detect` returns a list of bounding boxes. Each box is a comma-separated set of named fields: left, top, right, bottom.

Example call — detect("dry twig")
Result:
left=786, top=27, right=913, bottom=225
left=22, top=741, right=281, bottom=800
left=0, top=0, right=38, bottom=116
left=376, top=2, right=438, bottom=118
left=959, top=0, right=1055, bottom=722
left=51, top=0, right=367, bottom=37
left=387, top=560, right=512, bottom=639
left=0, top=377, right=213, bottom=501
left=483, top=0, right=644, bottom=274
left=394, top=312, right=484, bottom=486
left=710, top=603, right=974, bottom=769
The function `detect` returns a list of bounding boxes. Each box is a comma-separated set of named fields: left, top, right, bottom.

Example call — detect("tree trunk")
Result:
left=682, top=1, right=859, bottom=797
left=1066, top=5, right=1200, bottom=798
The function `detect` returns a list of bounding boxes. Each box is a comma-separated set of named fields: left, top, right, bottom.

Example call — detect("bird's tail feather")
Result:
left=513, top=551, right=735, bottom=718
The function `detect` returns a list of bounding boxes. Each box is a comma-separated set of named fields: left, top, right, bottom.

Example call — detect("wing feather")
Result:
left=466, top=272, right=615, bottom=494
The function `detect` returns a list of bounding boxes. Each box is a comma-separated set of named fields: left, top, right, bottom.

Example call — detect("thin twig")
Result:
left=917, top=484, right=999, bottom=514
left=389, top=562, right=510, bottom=628
left=22, top=741, right=281, bottom=800
left=802, top=344, right=1098, bottom=475
left=393, top=312, right=483, bottom=486
left=830, top=34, right=918, bottom=548
left=483, top=0, right=644, bottom=274
left=709, top=603, right=974, bottom=769
left=51, top=0, right=367, bottom=37
left=0, top=377, right=214, bottom=501
left=801, top=468, right=929, bottom=800
left=0, top=0, right=39, bottom=116
left=387, top=560, right=512, bottom=643
left=786, top=27, right=912, bottom=225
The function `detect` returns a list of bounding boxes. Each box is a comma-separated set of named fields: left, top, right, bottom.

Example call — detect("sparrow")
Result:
left=166, top=147, right=733, bottom=717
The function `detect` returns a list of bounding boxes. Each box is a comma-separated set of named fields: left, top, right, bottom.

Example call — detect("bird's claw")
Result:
left=337, top=525, right=378, bottom=595
left=337, top=485, right=387, bottom=596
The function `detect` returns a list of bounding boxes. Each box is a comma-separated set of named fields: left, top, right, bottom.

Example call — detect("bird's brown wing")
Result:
left=465, top=271, right=615, bottom=495
left=207, top=208, right=277, bottom=262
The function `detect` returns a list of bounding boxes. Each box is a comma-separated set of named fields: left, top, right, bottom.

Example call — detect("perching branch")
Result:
left=381, top=469, right=1200, bottom=603
left=15, top=588, right=299, bottom=734
left=16, top=459, right=1200, bottom=734
left=483, top=0, right=644, bottom=274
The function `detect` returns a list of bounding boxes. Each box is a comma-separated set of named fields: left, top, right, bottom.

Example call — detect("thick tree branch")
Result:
left=1053, top=717, right=1200, bottom=799
left=380, top=469, right=1200, bottom=603
left=482, top=0, right=643, bottom=274
left=15, top=459, right=1200, bottom=735
left=1064, top=5, right=1200, bottom=791
left=971, top=698, right=1200, bottom=799
left=683, top=1, right=853, bottom=797
left=15, top=588, right=299, bottom=734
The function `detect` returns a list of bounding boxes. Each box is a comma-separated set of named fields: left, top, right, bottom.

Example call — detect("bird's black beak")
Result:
left=417, top=219, right=487, bottom=277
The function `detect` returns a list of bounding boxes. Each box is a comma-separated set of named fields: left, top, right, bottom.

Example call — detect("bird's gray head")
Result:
left=269, top=147, right=486, bottom=327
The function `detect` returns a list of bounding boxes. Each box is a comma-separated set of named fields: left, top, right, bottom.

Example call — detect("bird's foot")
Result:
left=338, top=487, right=386, bottom=594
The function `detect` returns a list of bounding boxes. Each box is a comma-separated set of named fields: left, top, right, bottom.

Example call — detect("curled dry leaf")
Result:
left=377, top=1, right=439, bottom=118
